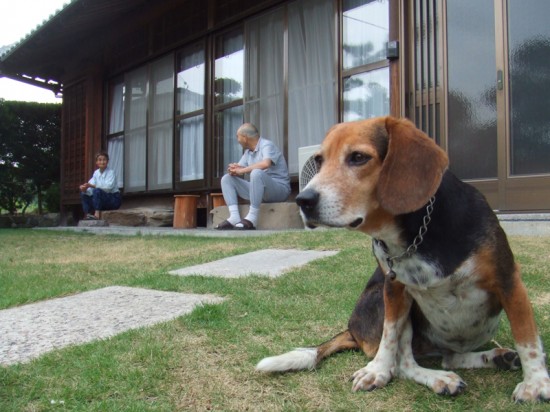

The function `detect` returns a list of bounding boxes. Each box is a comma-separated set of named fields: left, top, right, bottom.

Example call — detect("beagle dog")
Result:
left=256, top=117, right=550, bottom=402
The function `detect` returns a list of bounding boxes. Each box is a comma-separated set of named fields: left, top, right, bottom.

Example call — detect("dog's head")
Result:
left=296, top=117, right=449, bottom=233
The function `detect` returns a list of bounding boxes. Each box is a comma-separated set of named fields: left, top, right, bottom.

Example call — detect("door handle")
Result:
left=497, top=70, right=504, bottom=90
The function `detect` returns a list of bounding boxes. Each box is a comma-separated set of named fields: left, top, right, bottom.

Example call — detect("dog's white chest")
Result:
left=373, top=244, right=501, bottom=353
left=407, top=272, right=501, bottom=353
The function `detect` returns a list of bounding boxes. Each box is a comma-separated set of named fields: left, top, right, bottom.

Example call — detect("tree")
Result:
left=0, top=99, right=61, bottom=214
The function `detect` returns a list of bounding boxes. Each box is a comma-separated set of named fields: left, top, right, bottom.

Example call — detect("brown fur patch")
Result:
left=377, top=117, right=449, bottom=215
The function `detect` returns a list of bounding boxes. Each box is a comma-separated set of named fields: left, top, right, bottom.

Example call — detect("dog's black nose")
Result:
left=295, top=189, right=319, bottom=214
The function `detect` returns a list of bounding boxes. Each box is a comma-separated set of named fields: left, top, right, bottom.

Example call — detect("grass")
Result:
left=0, top=228, right=549, bottom=411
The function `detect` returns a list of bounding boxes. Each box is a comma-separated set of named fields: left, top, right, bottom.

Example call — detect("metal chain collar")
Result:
left=381, top=196, right=436, bottom=280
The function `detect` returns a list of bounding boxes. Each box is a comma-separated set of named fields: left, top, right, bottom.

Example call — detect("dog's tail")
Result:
left=255, top=329, right=359, bottom=372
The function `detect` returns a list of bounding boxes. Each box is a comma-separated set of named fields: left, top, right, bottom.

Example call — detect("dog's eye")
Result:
left=314, top=154, right=323, bottom=169
left=348, top=152, right=371, bottom=166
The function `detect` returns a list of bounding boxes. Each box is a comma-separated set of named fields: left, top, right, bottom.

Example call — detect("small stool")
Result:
left=211, top=193, right=226, bottom=208
left=173, top=195, right=200, bottom=228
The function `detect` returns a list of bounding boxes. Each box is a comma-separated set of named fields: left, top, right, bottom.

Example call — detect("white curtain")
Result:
left=149, top=124, right=173, bottom=188
left=125, top=130, right=146, bottom=190
left=149, top=55, right=174, bottom=190
left=107, top=135, right=124, bottom=188
left=109, top=81, right=124, bottom=134
left=244, top=8, right=284, bottom=149
left=124, top=67, right=147, bottom=191
left=288, top=0, right=337, bottom=174
left=180, top=115, right=204, bottom=181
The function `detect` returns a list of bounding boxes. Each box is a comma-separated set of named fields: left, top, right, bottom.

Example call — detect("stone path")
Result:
left=1, top=249, right=338, bottom=365
left=169, top=249, right=339, bottom=278
left=0, top=286, right=223, bottom=366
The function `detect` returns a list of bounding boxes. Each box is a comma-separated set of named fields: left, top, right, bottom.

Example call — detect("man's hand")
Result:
left=228, top=163, right=246, bottom=176
left=79, top=183, right=94, bottom=192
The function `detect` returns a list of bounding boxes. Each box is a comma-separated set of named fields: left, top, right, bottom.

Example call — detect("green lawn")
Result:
left=0, top=229, right=549, bottom=411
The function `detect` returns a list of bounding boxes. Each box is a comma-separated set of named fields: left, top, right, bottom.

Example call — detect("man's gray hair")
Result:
left=238, top=123, right=260, bottom=139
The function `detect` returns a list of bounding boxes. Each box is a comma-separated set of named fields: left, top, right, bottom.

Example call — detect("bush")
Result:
left=44, top=183, right=60, bottom=213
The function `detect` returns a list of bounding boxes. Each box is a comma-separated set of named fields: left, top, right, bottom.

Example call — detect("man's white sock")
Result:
left=243, top=206, right=260, bottom=226
left=227, top=205, right=241, bottom=225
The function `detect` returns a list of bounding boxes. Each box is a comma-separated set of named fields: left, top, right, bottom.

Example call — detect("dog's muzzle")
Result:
left=296, top=188, right=364, bottom=229
left=295, top=188, right=320, bottom=227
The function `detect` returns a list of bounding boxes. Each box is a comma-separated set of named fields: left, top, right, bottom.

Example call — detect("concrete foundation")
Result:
left=211, top=202, right=304, bottom=230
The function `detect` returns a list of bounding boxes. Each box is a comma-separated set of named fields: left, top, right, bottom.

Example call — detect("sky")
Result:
left=0, top=0, right=68, bottom=103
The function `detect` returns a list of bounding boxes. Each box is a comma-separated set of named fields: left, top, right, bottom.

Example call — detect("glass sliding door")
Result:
left=446, top=0, right=498, bottom=181
left=342, top=0, right=390, bottom=122
left=443, top=0, right=550, bottom=210
left=176, top=43, right=206, bottom=185
left=213, top=29, right=244, bottom=179
left=507, top=0, right=550, bottom=176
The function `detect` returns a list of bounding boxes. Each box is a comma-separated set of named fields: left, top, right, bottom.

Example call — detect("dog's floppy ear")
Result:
left=377, top=117, right=449, bottom=215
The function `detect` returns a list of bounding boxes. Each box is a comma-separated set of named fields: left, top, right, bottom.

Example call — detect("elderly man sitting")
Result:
left=216, top=123, right=291, bottom=230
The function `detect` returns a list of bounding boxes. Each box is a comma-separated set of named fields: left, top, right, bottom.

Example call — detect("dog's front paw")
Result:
left=429, top=371, right=467, bottom=396
left=513, top=378, right=550, bottom=403
left=351, top=362, right=393, bottom=392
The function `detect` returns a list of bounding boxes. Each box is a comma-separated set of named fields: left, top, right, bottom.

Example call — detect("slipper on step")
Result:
left=215, top=219, right=235, bottom=230
left=235, top=218, right=256, bottom=230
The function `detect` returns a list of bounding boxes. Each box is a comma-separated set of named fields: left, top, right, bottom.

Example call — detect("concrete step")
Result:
left=211, top=202, right=304, bottom=230
left=497, top=213, right=550, bottom=236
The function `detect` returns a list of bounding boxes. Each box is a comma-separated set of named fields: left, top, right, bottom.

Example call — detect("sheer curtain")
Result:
left=180, top=115, right=204, bottom=181
left=244, top=8, right=284, bottom=149
left=124, top=67, right=147, bottom=191
left=108, top=136, right=124, bottom=188
left=109, top=81, right=124, bottom=134
left=288, top=0, right=337, bottom=174
left=149, top=55, right=174, bottom=190
left=108, top=80, right=124, bottom=188
left=178, top=45, right=205, bottom=182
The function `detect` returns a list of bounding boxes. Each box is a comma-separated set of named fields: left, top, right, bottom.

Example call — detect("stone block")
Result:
left=78, top=219, right=109, bottom=227
left=102, top=208, right=174, bottom=227
left=211, top=202, right=304, bottom=230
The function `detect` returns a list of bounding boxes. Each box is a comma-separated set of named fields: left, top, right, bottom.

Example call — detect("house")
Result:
left=1, top=0, right=549, bottom=226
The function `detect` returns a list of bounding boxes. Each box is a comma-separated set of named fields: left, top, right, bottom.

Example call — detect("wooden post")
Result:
left=173, top=195, right=200, bottom=228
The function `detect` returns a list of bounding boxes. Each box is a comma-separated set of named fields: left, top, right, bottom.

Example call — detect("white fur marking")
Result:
left=256, top=348, right=317, bottom=372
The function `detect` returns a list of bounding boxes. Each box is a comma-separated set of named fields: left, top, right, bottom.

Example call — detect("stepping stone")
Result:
left=78, top=219, right=109, bottom=227
left=0, top=286, right=223, bottom=366
left=169, top=249, right=339, bottom=278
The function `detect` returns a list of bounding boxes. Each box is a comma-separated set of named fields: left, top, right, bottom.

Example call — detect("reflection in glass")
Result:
left=343, top=0, right=389, bottom=70
left=177, top=44, right=205, bottom=115
left=215, top=31, right=244, bottom=105
left=343, top=68, right=389, bottom=121
left=215, top=106, right=243, bottom=179
left=180, top=115, right=204, bottom=182
left=446, top=0, right=497, bottom=180
left=508, top=0, right=550, bottom=175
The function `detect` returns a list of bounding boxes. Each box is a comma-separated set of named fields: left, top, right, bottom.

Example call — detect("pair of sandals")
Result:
left=215, top=218, right=256, bottom=230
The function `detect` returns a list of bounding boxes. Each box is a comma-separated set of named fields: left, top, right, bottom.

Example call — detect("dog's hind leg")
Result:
left=255, top=329, right=359, bottom=372
left=442, top=348, right=521, bottom=370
